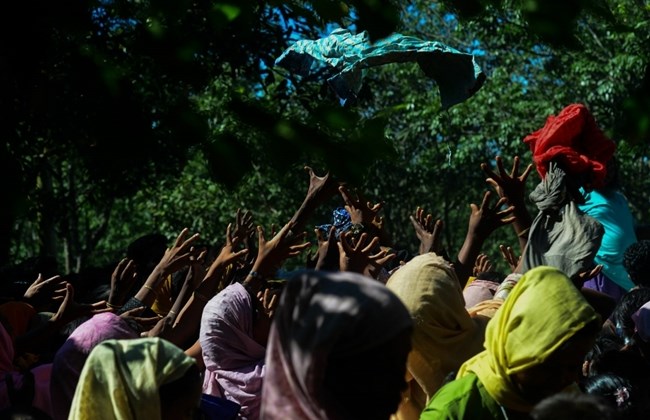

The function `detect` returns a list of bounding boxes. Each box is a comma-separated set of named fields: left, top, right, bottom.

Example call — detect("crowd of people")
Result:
left=1, top=103, right=650, bottom=420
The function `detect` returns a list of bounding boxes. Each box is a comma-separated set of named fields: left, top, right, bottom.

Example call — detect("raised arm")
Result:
left=134, top=228, right=200, bottom=308
left=243, top=222, right=309, bottom=296
left=338, top=185, right=392, bottom=246
left=481, top=156, right=533, bottom=253
left=337, top=231, right=396, bottom=279
left=409, top=206, right=444, bottom=256
left=288, top=166, right=339, bottom=235
left=455, top=191, right=515, bottom=288
left=156, top=222, right=249, bottom=347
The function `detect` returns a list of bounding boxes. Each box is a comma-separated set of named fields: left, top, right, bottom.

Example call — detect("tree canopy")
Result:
left=3, top=0, right=649, bottom=277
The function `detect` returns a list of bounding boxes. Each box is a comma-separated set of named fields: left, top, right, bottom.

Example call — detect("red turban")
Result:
left=523, top=103, right=616, bottom=188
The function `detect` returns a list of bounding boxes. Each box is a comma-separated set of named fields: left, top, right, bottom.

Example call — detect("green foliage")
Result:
left=4, top=0, right=650, bottom=278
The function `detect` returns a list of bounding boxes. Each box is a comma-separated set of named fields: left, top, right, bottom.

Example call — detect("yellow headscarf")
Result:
left=387, top=253, right=486, bottom=418
left=69, top=337, right=196, bottom=420
left=457, top=266, right=599, bottom=412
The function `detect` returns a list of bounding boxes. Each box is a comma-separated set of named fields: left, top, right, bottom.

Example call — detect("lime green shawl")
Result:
left=457, top=266, right=599, bottom=412
left=69, top=337, right=196, bottom=420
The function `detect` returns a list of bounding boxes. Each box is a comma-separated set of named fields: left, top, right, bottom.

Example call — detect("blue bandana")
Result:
left=316, top=207, right=352, bottom=239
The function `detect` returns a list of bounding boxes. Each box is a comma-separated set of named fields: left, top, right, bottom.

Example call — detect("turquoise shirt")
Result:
left=579, top=188, right=637, bottom=291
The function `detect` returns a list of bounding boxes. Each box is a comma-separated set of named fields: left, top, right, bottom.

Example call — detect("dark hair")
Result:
left=583, top=333, right=624, bottom=376
left=530, top=393, right=618, bottom=420
left=623, top=241, right=650, bottom=287
left=612, top=288, right=650, bottom=344
left=126, top=234, right=168, bottom=267
left=475, top=271, right=504, bottom=284
left=583, top=373, right=635, bottom=415
left=588, top=347, right=650, bottom=393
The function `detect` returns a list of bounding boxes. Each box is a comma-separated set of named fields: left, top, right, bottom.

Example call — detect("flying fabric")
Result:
left=275, top=28, right=486, bottom=108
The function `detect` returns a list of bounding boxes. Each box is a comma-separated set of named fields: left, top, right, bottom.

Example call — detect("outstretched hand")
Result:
left=234, top=208, right=256, bottom=251
left=50, top=283, right=111, bottom=326
left=338, top=231, right=396, bottom=278
left=473, top=254, right=493, bottom=277
left=206, top=223, right=249, bottom=279
left=481, top=156, right=533, bottom=205
left=468, top=191, right=516, bottom=238
left=156, top=228, right=201, bottom=277
left=304, top=166, right=338, bottom=202
left=109, top=259, right=139, bottom=307
left=572, top=264, right=604, bottom=288
left=249, top=222, right=310, bottom=283
left=256, top=288, right=279, bottom=321
left=410, top=207, right=444, bottom=255
left=499, top=244, right=522, bottom=273
left=119, top=306, right=160, bottom=333
left=23, top=274, right=67, bottom=310
left=143, top=314, right=175, bottom=340
left=338, top=185, right=383, bottom=227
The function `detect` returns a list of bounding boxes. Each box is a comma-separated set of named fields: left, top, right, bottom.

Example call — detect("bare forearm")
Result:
left=135, top=266, right=166, bottom=307
left=456, top=233, right=486, bottom=289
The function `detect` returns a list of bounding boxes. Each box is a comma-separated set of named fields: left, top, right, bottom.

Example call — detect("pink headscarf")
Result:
left=463, top=279, right=500, bottom=308
left=200, top=282, right=266, bottom=420
left=50, top=312, right=137, bottom=420
left=261, top=271, right=413, bottom=420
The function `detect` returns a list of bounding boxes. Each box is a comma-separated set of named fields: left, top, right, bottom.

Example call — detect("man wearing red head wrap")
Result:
left=524, top=104, right=637, bottom=300
left=523, top=103, right=616, bottom=189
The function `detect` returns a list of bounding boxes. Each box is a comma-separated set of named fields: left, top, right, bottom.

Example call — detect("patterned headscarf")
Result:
left=315, top=207, right=352, bottom=239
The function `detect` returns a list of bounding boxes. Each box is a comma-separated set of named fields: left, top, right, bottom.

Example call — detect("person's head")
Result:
left=461, top=266, right=601, bottom=412
left=511, top=320, right=600, bottom=403
left=624, top=240, right=650, bottom=287
left=200, top=281, right=277, bottom=419
left=582, top=333, right=624, bottom=377
left=51, top=313, right=138, bottom=420
left=586, top=346, right=650, bottom=391
left=68, top=337, right=198, bottom=420
left=261, top=270, right=413, bottom=420
left=583, top=373, right=635, bottom=417
left=612, top=288, right=650, bottom=345
left=126, top=233, right=168, bottom=279
left=386, top=253, right=486, bottom=397
left=530, top=393, right=618, bottom=420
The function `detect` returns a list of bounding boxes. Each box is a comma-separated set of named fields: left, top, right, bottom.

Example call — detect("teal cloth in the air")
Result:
left=275, top=28, right=486, bottom=108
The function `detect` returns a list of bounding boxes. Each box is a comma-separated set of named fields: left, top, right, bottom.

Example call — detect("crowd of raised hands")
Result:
left=6, top=153, right=629, bottom=420
left=9, top=156, right=538, bottom=354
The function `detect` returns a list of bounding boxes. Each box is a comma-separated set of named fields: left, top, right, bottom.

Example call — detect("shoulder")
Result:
left=421, top=373, right=502, bottom=420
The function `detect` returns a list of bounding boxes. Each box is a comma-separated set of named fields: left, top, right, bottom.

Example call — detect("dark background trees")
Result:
left=3, top=0, right=649, bottom=278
